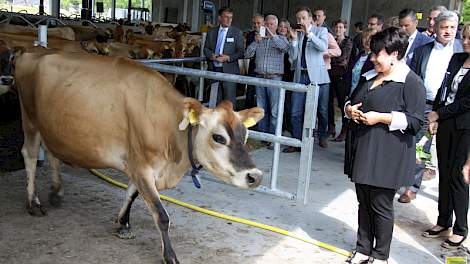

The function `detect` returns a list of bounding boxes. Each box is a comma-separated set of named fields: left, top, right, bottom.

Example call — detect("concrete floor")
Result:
left=0, top=139, right=467, bottom=263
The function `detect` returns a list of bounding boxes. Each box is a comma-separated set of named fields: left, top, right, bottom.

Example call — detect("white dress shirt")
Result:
left=405, top=30, right=418, bottom=57
left=424, top=40, right=455, bottom=101
left=214, top=26, right=228, bottom=67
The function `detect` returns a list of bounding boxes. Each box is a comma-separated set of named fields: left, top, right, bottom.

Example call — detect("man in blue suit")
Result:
left=283, top=6, right=329, bottom=152
left=399, top=8, right=433, bottom=65
left=399, top=10, right=462, bottom=203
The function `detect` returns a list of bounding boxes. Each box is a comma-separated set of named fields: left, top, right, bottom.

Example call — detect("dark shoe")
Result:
left=319, top=139, right=328, bottom=148
left=442, top=236, right=467, bottom=249
left=282, top=146, right=300, bottom=153
left=422, top=226, right=451, bottom=238
left=397, top=189, right=416, bottom=203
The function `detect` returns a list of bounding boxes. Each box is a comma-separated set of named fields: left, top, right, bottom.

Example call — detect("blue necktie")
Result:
left=215, top=28, right=225, bottom=55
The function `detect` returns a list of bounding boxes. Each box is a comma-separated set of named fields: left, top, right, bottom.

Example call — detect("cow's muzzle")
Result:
left=245, top=169, right=262, bottom=188
left=0, top=76, right=14, bottom=86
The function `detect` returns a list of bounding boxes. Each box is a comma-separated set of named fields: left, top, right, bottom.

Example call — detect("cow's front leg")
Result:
left=136, top=173, right=179, bottom=264
left=115, top=182, right=139, bottom=239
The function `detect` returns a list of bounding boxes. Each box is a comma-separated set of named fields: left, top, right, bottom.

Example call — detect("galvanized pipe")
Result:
left=143, top=63, right=309, bottom=93
left=139, top=57, right=207, bottom=64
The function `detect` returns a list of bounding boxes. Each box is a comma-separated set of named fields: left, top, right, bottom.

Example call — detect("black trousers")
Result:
left=436, top=118, right=470, bottom=237
left=355, top=183, right=396, bottom=260
left=328, top=74, right=350, bottom=130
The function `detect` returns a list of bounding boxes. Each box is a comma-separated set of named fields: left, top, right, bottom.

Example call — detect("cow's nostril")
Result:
left=247, top=173, right=256, bottom=185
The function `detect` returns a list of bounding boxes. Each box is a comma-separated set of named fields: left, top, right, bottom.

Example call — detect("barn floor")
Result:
left=0, top=140, right=466, bottom=264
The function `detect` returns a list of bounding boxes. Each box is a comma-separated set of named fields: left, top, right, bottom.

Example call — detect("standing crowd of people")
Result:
left=203, top=5, right=470, bottom=264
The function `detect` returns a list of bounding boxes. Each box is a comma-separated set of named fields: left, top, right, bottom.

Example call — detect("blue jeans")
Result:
left=291, top=72, right=329, bottom=140
left=256, top=75, right=282, bottom=134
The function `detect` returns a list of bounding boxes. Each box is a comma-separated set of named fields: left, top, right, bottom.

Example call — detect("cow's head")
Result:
left=179, top=98, right=264, bottom=189
left=0, top=41, right=19, bottom=95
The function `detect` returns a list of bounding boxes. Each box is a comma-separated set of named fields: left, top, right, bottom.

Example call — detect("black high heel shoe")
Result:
left=422, top=227, right=451, bottom=238
left=346, top=251, right=370, bottom=264
left=442, top=236, right=467, bottom=249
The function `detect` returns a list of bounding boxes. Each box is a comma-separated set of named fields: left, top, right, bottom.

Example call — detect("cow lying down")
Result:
left=5, top=49, right=265, bottom=264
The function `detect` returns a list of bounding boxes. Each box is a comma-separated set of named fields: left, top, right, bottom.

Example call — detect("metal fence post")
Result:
left=198, top=33, right=207, bottom=102
left=270, top=87, right=286, bottom=190
left=296, top=83, right=319, bottom=204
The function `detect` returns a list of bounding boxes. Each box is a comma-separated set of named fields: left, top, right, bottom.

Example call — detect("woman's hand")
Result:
left=358, top=111, right=386, bottom=126
left=429, top=121, right=439, bottom=135
left=428, top=111, right=439, bottom=123
left=345, top=103, right=363, bottom=123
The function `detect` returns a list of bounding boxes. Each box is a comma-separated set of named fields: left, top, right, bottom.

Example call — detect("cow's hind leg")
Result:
left=135, top=173, right=179, bottom=264
left=45, top=149, right=63, bottom=207
left=115, top=181, right=139, bottom=239
left=21, top=129, right=45, bottom=216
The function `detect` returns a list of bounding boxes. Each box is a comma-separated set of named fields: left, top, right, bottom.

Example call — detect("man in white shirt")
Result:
left=398, top=8, right=433, bottom=65
left=399, top=10, right=462, bottom=203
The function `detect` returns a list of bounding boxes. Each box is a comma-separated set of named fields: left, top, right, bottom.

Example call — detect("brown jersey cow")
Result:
left=10, top=50, right=264, bottom=264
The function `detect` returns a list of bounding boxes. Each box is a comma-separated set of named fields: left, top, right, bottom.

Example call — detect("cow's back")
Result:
left=16, top=52, right=185, bottom=171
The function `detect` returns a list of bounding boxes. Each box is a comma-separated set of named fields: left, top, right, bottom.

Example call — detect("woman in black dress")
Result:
left=422, top=23, right=470, bottom=248
left=345, top=27, right=425, bottom=263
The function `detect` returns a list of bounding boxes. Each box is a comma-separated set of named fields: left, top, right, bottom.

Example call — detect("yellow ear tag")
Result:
left=188, top=109, right=198, bottom=125
left=243, top=117, right=256, bottom=128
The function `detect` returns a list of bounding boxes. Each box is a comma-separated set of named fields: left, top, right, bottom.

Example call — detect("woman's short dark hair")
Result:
left=370, top=27, right=408, bottom=60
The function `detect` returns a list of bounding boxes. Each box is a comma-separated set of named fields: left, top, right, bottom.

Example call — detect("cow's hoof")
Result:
left=49, top=192, right=63, bottom=207
left=162, top=257, right=180, bottom=264
left=26, top=200, right=47, bottom=216
left=49, top=192, right=62, bottom=207
left=114, top=226, right=136, bottom=240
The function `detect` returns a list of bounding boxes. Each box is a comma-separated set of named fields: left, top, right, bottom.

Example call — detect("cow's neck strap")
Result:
left=188, top=125, right=203, bottom=189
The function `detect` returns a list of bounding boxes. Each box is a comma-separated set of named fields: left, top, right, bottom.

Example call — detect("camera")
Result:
left=291, top=23, right=303, bottom=30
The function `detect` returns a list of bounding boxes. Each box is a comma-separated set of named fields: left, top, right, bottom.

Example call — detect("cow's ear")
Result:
left=179, top=97, right=204, bottom=130
left=238, top=107, right=265, bottom=128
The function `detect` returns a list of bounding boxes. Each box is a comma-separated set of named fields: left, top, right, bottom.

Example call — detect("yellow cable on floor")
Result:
left=89, top=169, right=351, bottom=257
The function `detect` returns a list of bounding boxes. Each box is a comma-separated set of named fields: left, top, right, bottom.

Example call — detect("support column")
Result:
left=183, top=0, right=189, bottom=23
left=127, top=0, right=132, bottom=21
left=50, top=0, right=60, bottom=17
left=152, top=0, right=161, bottom=22
left=252, top=0, right=258, bottom=15
left=191, top=0, right=200, bottom=31
left=341, top=0, right=352, bottom=34
left=111, top=0, right=116, bottom=19
left=39, top=0, right=45, bottom=15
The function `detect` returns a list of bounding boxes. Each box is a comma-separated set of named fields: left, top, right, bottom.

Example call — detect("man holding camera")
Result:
left=203, top=7, right=244, bottom=107
left=245, top=15, right=289, bottom=140
left=283, top=6, right=329, bottom=152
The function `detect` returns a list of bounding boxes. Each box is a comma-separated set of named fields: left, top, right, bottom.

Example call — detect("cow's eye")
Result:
left=212, top=134, right=227, bottom=145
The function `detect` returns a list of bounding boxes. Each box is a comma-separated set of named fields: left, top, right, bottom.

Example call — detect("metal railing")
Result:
left=141, top=62, right=319, bottom=204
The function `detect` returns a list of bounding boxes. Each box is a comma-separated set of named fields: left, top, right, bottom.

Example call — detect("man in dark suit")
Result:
left=398, top=8, right=433, bottom=65
left=399, top=10, right=462, bottom=203
left=203, top=7, right=244, bottom=107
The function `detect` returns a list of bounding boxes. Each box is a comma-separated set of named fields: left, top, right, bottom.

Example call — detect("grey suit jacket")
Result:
left=203, top=26, right=244, bottom=74
left=289, top=26, right=329, bottom=85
